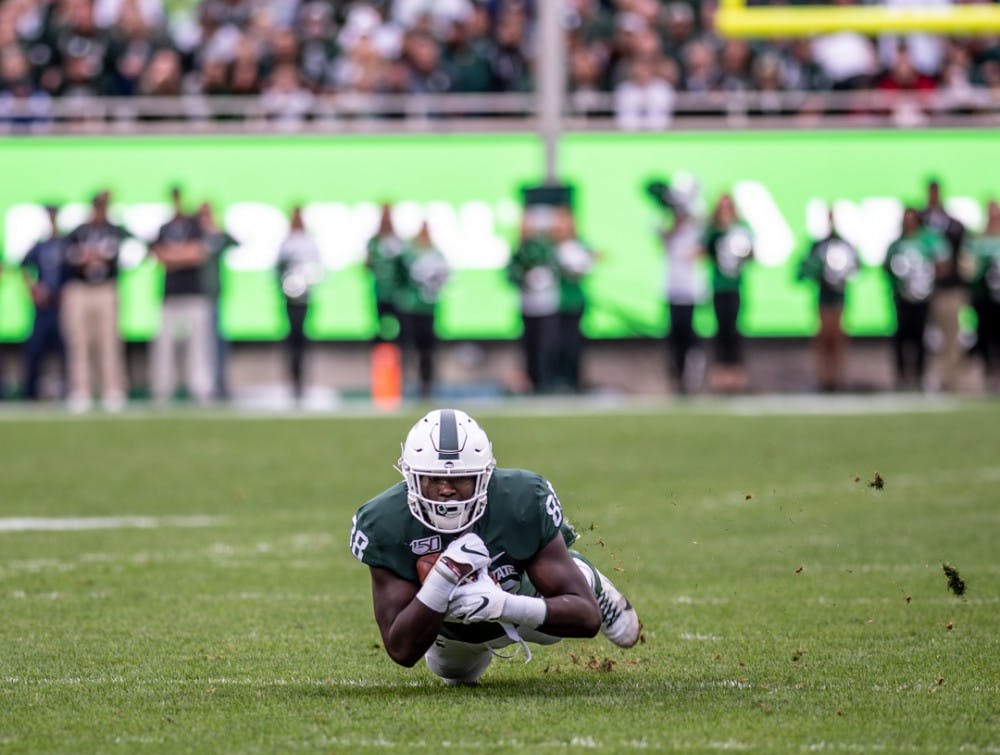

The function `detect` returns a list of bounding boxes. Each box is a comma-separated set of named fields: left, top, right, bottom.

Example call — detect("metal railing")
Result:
left=1, top=88, right=998, bottom=135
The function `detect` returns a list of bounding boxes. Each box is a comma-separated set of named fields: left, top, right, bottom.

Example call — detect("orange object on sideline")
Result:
left=371, top=342, right=402, bottom=410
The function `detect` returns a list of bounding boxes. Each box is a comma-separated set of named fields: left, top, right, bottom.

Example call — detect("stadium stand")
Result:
left=1, top=0, right=1000, bottom=131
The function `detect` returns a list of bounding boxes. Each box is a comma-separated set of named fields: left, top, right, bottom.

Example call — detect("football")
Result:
left=416, top=553, right=440, bottom=583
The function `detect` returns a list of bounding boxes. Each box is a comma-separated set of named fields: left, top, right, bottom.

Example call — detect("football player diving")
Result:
left=350, top=408, right=641, bottom=685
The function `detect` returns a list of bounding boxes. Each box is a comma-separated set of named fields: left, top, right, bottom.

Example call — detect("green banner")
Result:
left=1, top=130, right=996, bottom=341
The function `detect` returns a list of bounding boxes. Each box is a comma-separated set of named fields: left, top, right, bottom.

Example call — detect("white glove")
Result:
left=446, top=573, right=509, bottom=624
left=432, top=532, right=492, bottom=585
left=416, top=532, right=491, bottom=614
left=447, top=574, right=548, bottom=629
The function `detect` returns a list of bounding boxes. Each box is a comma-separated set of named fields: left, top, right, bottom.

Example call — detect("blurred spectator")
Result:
left=718, top=38, right=753, bottom=92
left=614, top=56, right=674, bottom=130
left=366, top=202, right=404, bottom=341
left=660, top=1, right=698, bottom=69
left=653, top=174, right=707, bottom=395
left=195, top=201, right=237, bottom=400
left=62, top=190, right=129, bottom=412
left=106, top=0, right=160, bottom=96
left=396, top=220, right=450, bottom=399
left=49, top=0, right=112, bottom=97
left=876, top=46, right=937, bottom=126
left=261, top=62, right=313, bottom=128
left=0, top=45, right=52, bottom=130
left=441, top=10, right=492, bottom=94
left=703, top=192, right=754, bottom=393
left=680, top=39, right=721, bottom=93
left=797, top=208, right=860, bottom=393
left=488, top=6, right=530, bottom=92
left=276, top=205, right=323, bottom=401
left=936, top=42, right=982, bottom=115
left=811, top=1, right=878, bottom=92
left=962, top=199, right=1000, bottom=393
left=568, top=44, right=605, bottom=115
left=402, top=29, right=451, bottom=93
left=227, top=33, right=261, bottom=94
left=920, top=178, right=967, bottom=392
left=877, top=0, right=947, bottom=78
left=95, top=0, right=164, bottom=31
left=553, top=207, right=596, bottom=394
left=884, top=206, right=949, bottom=391
left=150, top=186, right=213, bottom=405
left=392, top=0, right=471, bottom=33
left=295, top=2, right=338, bottom=91
left=200, top=0, right=253, bottom=32
left=507, top=216, right=561, bottom=394
left=778, top=39, right=832, bottom=93
left=19, top=204, right=67, bottom=400
left=138, top=47, right=182, bottom=95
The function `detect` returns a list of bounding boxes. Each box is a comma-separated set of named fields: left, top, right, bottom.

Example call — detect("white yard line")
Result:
left=0, top=515, right=222, bottom=533
left=0, top=393, right=985, bottom=424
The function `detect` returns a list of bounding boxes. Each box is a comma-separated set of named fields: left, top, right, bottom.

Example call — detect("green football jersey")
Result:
left=884, top=229, right=948, bottom=303
left=704, top=222, right=753, bottom=293
left=966, top=234, right=1000, bottom=302
left=350, top=468, right=578, bottom=643
left=365, top=235, right=404, bottom=304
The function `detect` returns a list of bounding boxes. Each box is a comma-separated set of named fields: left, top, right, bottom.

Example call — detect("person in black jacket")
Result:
left=920, top=179, right=967, bottom=392
left=62, top=190, right=130, bottom=412
left=19, top=205, right=67, bottom=400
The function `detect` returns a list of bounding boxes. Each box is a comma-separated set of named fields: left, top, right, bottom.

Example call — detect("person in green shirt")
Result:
left=350, top=408, right=641, bottom=686
left=884, top=206, right=949, bottom=390
left=961, top=199, right=1000, bottom=392
left=703, top=193, right=754, bottom=393
left=553, top=207, right=596, bottom=393
left=797, top=208, right=860, bottom=393
left=365, top=203, right=404, bottom=342
left=507, top=219, right=561, bottom=393
left=395, top=222, right=450, bottom=399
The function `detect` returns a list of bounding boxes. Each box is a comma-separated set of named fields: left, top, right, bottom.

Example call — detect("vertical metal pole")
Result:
left=537, top=0, right=565, bottom=184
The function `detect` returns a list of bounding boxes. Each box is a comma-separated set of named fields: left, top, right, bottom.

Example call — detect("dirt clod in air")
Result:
left=942, top=562, right=966, bottom=596
left=868, top=472, right=885, bottom=490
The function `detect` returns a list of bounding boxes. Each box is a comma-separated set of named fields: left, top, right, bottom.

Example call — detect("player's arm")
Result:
left=368, top=532, right=495, bottom=667
left=524, top=535, right=601, bottom=638
left=369, top=566, right=446, bottom=667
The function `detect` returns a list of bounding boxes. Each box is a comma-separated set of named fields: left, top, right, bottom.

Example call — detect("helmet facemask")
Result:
left=397, top=409, right=496, bottom=533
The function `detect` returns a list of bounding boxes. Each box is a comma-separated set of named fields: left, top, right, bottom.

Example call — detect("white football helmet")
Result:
left=397, top=409, right=496, bottom=533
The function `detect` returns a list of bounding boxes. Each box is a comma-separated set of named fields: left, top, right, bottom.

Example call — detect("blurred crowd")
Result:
left=1, top=0, right=1000, bottom=126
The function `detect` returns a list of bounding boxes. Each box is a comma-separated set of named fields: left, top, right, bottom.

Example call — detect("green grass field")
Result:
left=1, top=400, right=998, bottom=753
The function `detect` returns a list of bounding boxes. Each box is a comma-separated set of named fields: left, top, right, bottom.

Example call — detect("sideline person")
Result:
left=797, top=208, right=860, bottom=392
left=19, top=204, right=67, bottom=400
left=350, top=408, right=641, bottom=686
left=62, top=190, right=130, bottom=412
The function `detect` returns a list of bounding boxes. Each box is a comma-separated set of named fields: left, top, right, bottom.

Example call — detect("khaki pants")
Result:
left=60, top=281, right=125, bottom=402
left=150, top=295, right=213, bottom=403
left=931, top=287, right=967, bottom=392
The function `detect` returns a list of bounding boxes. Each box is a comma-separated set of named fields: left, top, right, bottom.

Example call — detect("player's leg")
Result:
left=424, top=636, right=493, bottom=686
left=569, top=550, right=641, bottom=649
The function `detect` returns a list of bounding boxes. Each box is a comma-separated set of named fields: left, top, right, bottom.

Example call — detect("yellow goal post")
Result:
left=716, top=0, right=1000, bottom=37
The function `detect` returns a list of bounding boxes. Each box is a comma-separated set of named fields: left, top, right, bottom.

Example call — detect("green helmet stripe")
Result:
left=437, top=409, right=460, bottom=460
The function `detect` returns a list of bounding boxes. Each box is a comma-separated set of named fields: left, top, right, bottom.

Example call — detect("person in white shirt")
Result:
left=276, top=206, right=324, bottom=400
left=614, top=57, right=675, bottom=131
left=653, top=175, right=707, bottom=394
